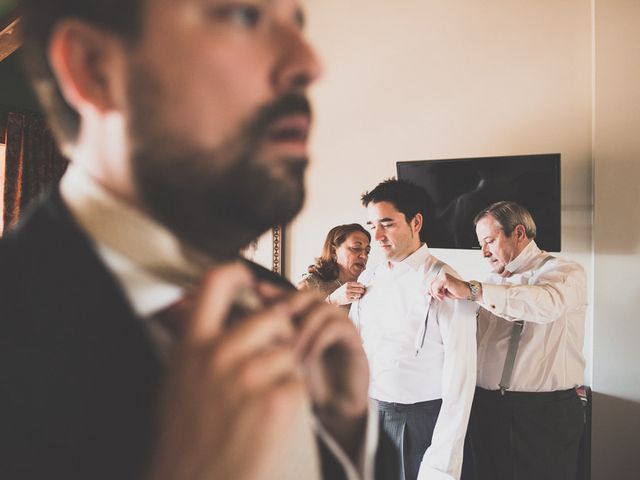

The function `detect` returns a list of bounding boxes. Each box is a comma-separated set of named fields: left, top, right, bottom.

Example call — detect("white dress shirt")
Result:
left=350, top=244, right=477, bottom=480
left=477, top=240, right=587, bottom=392
left=59, top=164, right=378, bottom=480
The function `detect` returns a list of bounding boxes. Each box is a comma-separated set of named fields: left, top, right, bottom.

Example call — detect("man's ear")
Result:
left=513, top=224, right=527, bottom=242
left=412, top=213, right=423, bottom=234
left=48, top=19, right=127, bottom=114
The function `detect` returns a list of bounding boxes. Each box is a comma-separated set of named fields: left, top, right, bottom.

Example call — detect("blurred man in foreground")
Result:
left=0, top=1, right=398, bottom=479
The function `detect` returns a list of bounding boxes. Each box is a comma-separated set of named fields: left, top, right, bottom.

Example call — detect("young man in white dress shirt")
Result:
left=351, top=179, right=477, bottom=480
left=0, top=1, right=400, bottom=479
left=430, top=201, right=587, bottom=480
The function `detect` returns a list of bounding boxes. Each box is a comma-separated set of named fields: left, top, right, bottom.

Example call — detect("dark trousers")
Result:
left=374, top=399, right=442, bottom=480
left=469, top=387, right=584, bottom=480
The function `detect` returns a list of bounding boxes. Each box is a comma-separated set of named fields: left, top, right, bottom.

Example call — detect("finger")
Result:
left=226, top=346, right=301, bottom=401
left=186, top=262, right=255, bottom=345
left=304, top=315, right=361, bottom=364
left=282, top=290, right=327, bottom=320
left=294, top=300, right=336, bottom=359
left=211, top=305, right=296, bottom=373
left=432, top=287, right=445, bottom=301
left=256, top=280, right=288, bottom=304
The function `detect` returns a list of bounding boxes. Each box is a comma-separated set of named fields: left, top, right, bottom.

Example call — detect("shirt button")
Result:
left=491, top=304, right=496, bottom=309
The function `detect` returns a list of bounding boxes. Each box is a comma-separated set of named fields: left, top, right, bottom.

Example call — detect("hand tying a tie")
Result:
left=145, top=262, right=369, bottom=480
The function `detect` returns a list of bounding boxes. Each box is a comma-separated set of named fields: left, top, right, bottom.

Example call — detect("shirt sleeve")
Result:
left=313, top=401, right=380, bottom=480
left=418, top=297, right=477, bottom=480
left=480, top=261, right=587, bottom=325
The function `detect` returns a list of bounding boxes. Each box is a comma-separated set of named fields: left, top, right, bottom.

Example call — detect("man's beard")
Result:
left=126, top=72, right=311, bottom=260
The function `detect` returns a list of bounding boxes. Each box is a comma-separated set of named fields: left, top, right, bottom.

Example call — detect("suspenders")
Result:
left=352, top=256, right=445, bottom=356
left=415, top=259, right=445, bottom=356
left=498, top=254, right=555, bottom=394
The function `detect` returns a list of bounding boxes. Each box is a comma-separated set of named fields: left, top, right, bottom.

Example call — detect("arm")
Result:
left=479, top=262, right=587, bottom=324
left=429, top=262, right=587, bottom=325
left=418, top=297, right=477, bottom=480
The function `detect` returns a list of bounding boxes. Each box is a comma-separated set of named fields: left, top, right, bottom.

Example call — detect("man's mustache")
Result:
left=249, top=94, right=312, bottom=137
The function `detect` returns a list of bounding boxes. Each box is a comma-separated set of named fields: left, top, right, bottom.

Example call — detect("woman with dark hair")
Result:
left=297, top=223, right=371, bottom=307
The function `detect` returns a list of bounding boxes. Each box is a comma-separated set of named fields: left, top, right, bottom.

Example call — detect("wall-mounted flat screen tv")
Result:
left=396, top=153, right=561, bottom=251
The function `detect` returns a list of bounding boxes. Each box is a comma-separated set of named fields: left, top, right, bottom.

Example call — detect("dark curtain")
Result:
left=3, top=111, right=68, bottom=230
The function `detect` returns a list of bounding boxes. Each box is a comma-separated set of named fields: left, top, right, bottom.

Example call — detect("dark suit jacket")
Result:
left=0, top=191, right=399, bottom=480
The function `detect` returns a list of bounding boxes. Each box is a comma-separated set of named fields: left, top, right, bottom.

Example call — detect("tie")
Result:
left=153, top=296, right=195, bottom=339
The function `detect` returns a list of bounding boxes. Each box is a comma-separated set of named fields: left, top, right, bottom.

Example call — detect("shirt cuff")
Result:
left=479, top=283, right=507, bottom=315
left=312, top=401, right=379, bottom=480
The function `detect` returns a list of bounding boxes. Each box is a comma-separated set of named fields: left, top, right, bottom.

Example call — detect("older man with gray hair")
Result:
left=430, top=201, right=587, bottom=480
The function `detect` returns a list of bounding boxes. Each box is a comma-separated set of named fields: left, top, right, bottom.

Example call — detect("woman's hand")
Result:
left=327, top=282, right=366, bottom=305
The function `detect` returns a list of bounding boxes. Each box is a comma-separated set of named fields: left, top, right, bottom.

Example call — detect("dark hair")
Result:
left=361, top=178, right=428, bottom=234
left=308, top=223, right=370, bottom=281
left=474, top=201, right=537, bottom=239
left=20, top=0, right=146, bottom=145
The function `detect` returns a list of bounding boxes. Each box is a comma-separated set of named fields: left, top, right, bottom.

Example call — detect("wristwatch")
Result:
left=467, top=280, right=481, bottom=302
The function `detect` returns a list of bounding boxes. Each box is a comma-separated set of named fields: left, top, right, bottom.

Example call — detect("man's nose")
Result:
left=374, top=227, right=385, bottom=241
left=482, top=244, right=490, bottom=257
left=273, top=26, right=323, bottom=92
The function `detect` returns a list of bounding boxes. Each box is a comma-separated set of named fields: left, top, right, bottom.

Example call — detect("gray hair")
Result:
left=474, top=201, right=537, bottom=239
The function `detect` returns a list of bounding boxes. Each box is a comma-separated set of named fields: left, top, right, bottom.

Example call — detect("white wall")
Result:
left=294, top=0, right=593, bottom=373
left=592, top=1, right=640, bottom=478
left=285, top=0, right=640, bottom=476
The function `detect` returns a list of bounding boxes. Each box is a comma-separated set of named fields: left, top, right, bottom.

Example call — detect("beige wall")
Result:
left=592, top=1, right=640, bottom=478
left=294, top=0, right=593, bottom=369
left=285, top=0, right=640, bottom=476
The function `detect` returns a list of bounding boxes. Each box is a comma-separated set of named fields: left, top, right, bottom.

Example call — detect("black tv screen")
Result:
left=396, top=154, right=561, bottom=251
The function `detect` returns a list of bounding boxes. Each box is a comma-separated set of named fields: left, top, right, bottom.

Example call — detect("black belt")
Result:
left=373, top=398, right=442, bottom=413
left=475, top=386, right=578, bottom=403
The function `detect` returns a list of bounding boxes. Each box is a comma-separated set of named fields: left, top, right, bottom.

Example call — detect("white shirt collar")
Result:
left=59, top=165, right=212, bottom=316
left=392, top=243, right=430, bottom=271
left=505, top=240, right=542, bottom=274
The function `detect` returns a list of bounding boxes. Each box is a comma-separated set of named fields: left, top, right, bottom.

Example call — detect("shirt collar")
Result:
left=389, top=243, right=430, bottom=271
left=505, top=240, right=542, bottom=274
left=59, top=164, right=211, bottom=292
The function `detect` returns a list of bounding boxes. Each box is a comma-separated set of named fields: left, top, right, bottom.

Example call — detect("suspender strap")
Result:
left=415, top=260, right=445, bottom=355
left=498, top=320, right=524, bottom=394
left=498, top=254, right=555, bottom=394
